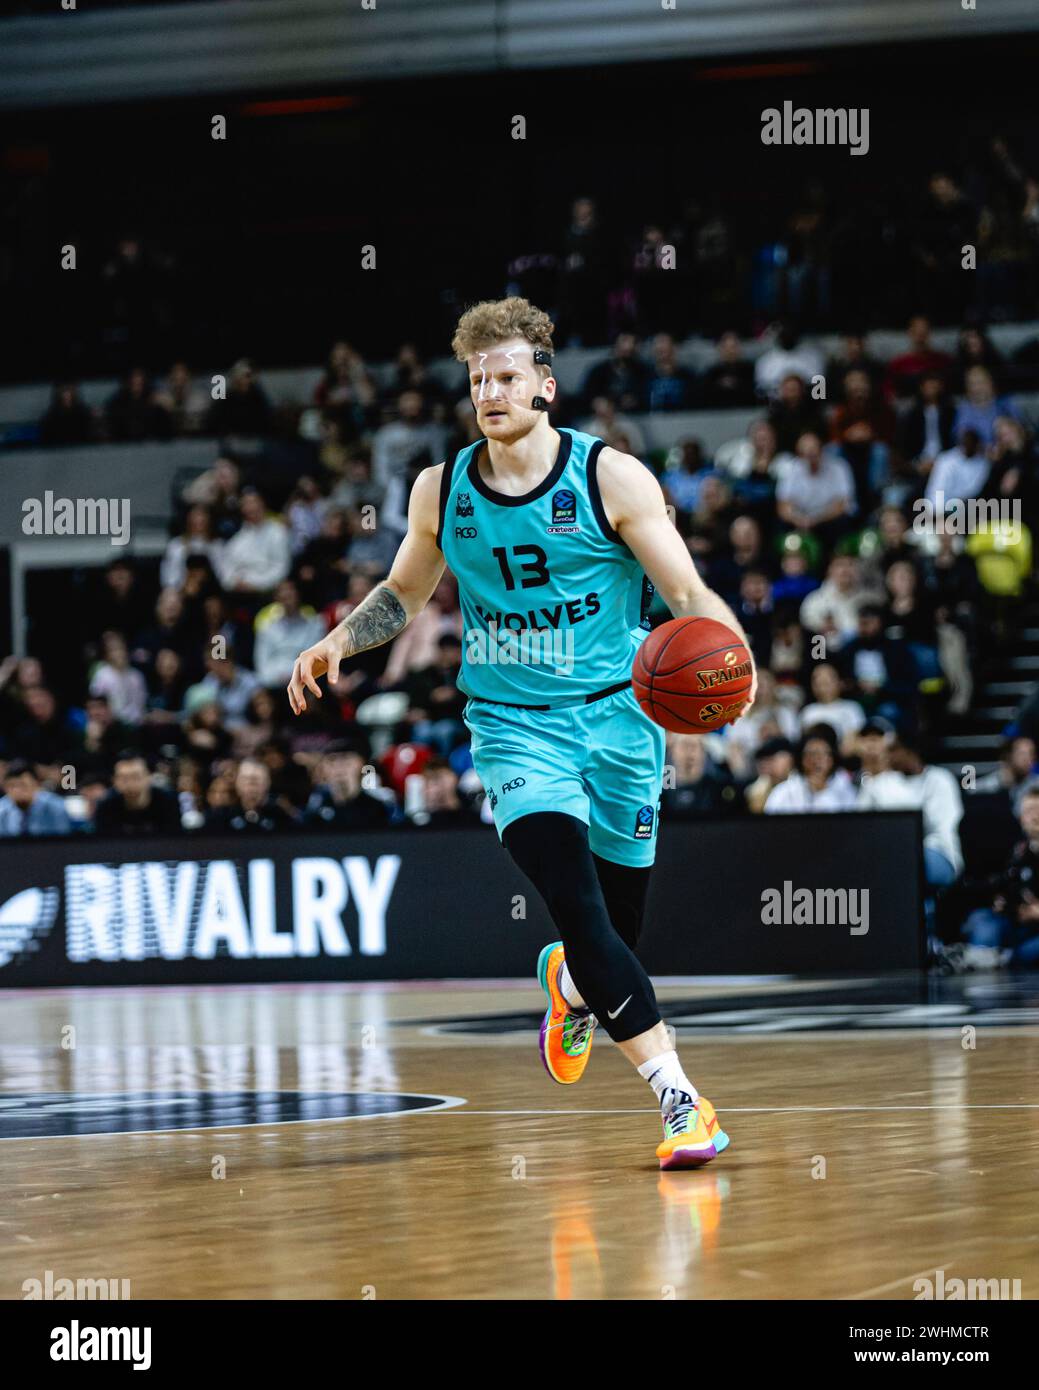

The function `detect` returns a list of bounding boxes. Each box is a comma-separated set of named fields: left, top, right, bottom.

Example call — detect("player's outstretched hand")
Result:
left=286, top=636, right=346, bottom=715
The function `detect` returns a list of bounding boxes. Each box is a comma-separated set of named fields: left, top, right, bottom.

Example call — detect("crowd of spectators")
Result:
left=9, top=295, right=1039, bottom=964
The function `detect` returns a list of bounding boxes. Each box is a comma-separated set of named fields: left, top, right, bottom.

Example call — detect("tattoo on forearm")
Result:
left=334, top=584, right=407, bottom=656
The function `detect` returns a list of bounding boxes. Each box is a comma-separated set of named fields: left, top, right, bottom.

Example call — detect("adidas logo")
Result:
left=0, top=887, right=60, bottom=967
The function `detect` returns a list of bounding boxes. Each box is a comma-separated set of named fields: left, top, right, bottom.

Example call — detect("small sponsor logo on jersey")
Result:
left=548, top=489, right=579, bottom=534
left=634, top=804, right=655, bottom=839
left=487, top=788, right=498, bottom=811
left=455, top=491, right=474, bottom=517
left=501, top=777, right=527, bottom=794
left=455, top=526, right=478, bottom=539
left=696, top=657, right=753, bottom=690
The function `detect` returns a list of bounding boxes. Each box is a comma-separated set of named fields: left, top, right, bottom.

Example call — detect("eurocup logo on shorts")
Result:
left=548, top=488, right=580, bottom=535
left=634, top=804, right=655, bottom=840
left=455, top=491, right=474, bottom=517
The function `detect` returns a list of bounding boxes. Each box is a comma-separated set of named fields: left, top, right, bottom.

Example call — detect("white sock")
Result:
left=559, top=960, right=586, bottom=1010
left=637, top=1050, right=698, bottom=1111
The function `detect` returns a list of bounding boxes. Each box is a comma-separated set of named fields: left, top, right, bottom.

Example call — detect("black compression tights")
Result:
left=502, top=811, right=661, bottom=1043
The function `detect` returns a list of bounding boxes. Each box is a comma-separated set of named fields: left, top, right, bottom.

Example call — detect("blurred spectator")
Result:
left=776, top=434, right=856, bottom=546
left=764, top=725, right=857, bottom=812
left=961, top=788, right=1039, bottom=969
left=371, top=390, right=446, bottom=494
left=767, top=374, right=827, bottom=453
left=207, top=358, right=273, bottom=436
left=91, top=559, right=152, bottom=643
left=580, top=396, right=647, bottom=455
left=733, top=570, right=774, bottom=667
left=952, top=326, right=1004, bottom=393
left=806, top=553, right=879, bottom=650
left=558, top=197, right=611, bottom=345
left=857, top=731, right=964, bottom=888
left=660, top=440, right=708, bottom=518
left=314, top=340, right=377, bottom=435
left=850, top=717, right=896, bottom=786
left=826, top=333, right=884, bottom=398
left=830, top=367, right=896, bottom=507
left=231, top=688, right=281, bottom=760
left=304, top=737, right=393, bottom=830
left=662, top=734, right=739, bottom=817
left=220, top=488, right=292, bottom=593
left=882, top=559, right=937, bottom=646
left=154, top=362, right=209, bottom=435
left=975, top=736, right=1039, bottom=812
left=16, top=687, right=77, bottom=774
left=0, top=760, right=73, bottom=837
left=836, top=604, right=917, bottom=724
left=89, top=632, right=147, bottom=726
left=722, top=669, right=800, bottom=766
left=253, top=579, right=326, bottom=688
left=285, top=476, right=327, bottom=554
left=754, top=322, right=824, bottom=398
left=192, top=655, right=261, bottom=729
left=581, top=333, right=650, bottom=413
left=160, top=505, right=225, bottom=591
left=182, top=457, right=243, bottom=537
left=925, top=428, right=991, bottom=504
left=411, top=758, right=477, bottom=828
left=94, top=752, right=182, bottom=836
left=105, top=367, right=171, bottom=442
left=206, top=758, right=297, bottom=832
left=744, top=735, right=796, bottom=814
left=343, top=505, right=402, bottom=575
left=402, top=634, right=467, bottom=756
left=39, top=383, right=96, bottom=447
left=897, top=371, right=958, bottom=474
left=884, top=315, right=954, bottom=400
left=699, top=332, right=757, bottom=408
left=645, top=334, right=697, bottom=412
left=76, top=693, right=133, bottom=770
left=953, top=365, right=1022, bottom=446
left=913, top=174, right=977, bottom=324
left=798, top=663, right=866, bottom=746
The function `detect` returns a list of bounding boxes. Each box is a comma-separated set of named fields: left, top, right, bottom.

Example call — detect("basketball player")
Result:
left=287, top=299, right=756, bottom=1169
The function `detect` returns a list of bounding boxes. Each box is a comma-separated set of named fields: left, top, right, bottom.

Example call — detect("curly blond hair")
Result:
left=451, top=296, right=555, bottom=366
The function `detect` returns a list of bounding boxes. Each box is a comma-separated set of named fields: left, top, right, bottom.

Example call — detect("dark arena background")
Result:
left=1, top=0, right=1038, bottom=1353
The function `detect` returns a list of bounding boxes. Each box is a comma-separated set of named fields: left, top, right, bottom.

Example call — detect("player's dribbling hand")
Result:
left=286, top=636, right=346, bottom=715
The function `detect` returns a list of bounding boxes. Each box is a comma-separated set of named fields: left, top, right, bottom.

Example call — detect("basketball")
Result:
left=632, top=617, right=753, bottom=733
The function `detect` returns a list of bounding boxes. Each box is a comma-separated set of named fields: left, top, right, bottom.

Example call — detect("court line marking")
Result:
left=426, top=1104, right=1039, bottom=1114
left=0, top=1092, right=468, bottom=1141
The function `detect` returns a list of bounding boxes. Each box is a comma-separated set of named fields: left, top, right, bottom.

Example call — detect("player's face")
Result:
left=467, top=341, right=551, bottom=443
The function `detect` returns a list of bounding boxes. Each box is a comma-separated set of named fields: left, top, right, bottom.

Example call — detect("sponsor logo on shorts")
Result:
left=634, top=804, right=655, bottom=839
left=455, top=491, right=474, bottom=517
left=501, top=777, right=526, bottom=794
left=455, top=526, right=478, bottom=539
left=487, top=788, right=498, bottom=811
left=548, top=488, right=580, bottom=534
left=696, top=657, right=752, bottom=691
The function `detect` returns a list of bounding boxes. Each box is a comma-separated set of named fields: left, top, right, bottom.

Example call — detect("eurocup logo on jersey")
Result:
left=548, top=488, right=580, bottom=535
left=455, top=492, right=474, bottom=517
left=634, top=804, right=655, bottom=840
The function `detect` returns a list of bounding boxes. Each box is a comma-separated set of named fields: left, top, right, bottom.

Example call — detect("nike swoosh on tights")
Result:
left=607, top=995, right=633, bottom=1020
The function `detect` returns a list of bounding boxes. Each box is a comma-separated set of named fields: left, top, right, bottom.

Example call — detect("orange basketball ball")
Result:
left=632, top=617, right=753, bottom=734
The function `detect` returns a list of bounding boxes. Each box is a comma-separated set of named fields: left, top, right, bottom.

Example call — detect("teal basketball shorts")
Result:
left=462, top=685, right=666, bottom=868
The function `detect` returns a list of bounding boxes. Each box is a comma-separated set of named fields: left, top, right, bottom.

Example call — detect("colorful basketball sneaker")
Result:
left=537, top=941, right=596, bottom=1084
left=656, top=1092, right=730, bottom=1171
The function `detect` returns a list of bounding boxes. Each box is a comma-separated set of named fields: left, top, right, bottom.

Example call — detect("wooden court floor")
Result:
left=1, top=978, right=1038, bottom=1300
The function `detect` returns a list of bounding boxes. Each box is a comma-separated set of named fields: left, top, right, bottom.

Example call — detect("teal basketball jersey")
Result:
left=436, top=427, right=654, bottom=706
